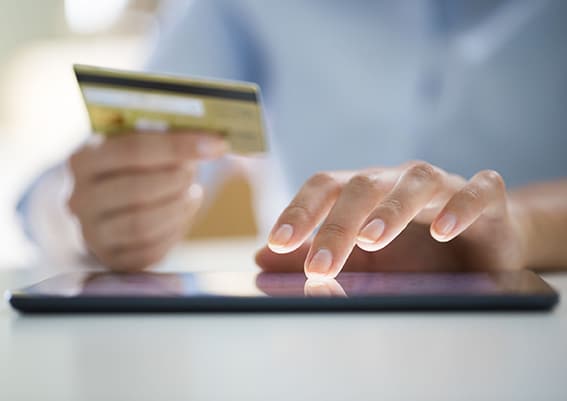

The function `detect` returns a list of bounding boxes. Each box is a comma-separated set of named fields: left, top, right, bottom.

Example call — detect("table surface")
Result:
left=1, top=239, right=566, bottom=401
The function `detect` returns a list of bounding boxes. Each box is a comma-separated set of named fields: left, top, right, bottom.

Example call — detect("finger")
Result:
left=257, top=225, right=460, bottom=274
left=412, top=173, right=467, bottom=223
left=304, top=171, right=393, bottom=278
left=99, top=222, right=187, bottom=272
left=256, top=243, right=311, bottom=272
left=95, top=185, right=202, bottom=250
left=255, top=241, right=372, bottom=273
left=70, top=132, right=227, bottom=180
left=71, top=164, right=196, bottom=219
left=356, top=162, right=451, bottom=252
left=431, top=170, right=507, bottom=242
left=267, top=171, right=350, bottom=253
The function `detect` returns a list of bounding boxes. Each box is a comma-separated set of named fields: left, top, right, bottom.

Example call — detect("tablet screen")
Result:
left=20, top=271, right=553, bottom=298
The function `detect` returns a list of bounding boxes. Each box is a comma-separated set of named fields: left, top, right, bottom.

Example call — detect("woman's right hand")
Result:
left=68, top=132, right=227, bottom=271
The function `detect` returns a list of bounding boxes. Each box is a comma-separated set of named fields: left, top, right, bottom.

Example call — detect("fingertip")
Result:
left=355, top=239, right=384, bottom=252
left=433, top=213, right=456, bottom=234
left=430, top=232, right=451, bottom=243
left=357, top=218, right=385, bottom=244
left=267, top=243, right=291, bottom=254
left=429, top=225, right=455, bottom=243
left=431, top=213, right=457, bottom=242
left=267, top=224, right=294, bottom=252
left=304, top=270, right=330, bottom=280
left=267, top=241, right=303, bottom=255
left=168, top=131, right=228, bottom=160
left=266, top=243, right=287, bottom=254
left=187, top=183, right=204, bottom=200
left=195, top=137, right=229, bottom=158
left=304, top=248, right=337, bottom=279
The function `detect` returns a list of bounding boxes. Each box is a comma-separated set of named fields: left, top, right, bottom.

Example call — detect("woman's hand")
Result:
left=256, top=161, right=528, bottom=278
left=68, top=132, right=227, bottom=271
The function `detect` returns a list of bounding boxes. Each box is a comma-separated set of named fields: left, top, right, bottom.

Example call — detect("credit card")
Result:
left=74, top=64, right=267, bottom=154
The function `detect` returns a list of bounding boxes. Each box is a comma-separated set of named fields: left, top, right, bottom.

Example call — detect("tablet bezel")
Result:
left=7, top=270, right=559, bottom=313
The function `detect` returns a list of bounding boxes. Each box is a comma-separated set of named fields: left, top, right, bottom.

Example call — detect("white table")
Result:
left=1, top=239, right=566, bottom=401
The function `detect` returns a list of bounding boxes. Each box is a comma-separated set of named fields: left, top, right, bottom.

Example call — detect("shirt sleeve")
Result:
left=16, top=162, right=89, bottom=264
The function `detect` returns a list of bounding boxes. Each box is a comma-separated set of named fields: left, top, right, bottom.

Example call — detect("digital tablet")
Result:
left=6, top=270, right=559, bottom=313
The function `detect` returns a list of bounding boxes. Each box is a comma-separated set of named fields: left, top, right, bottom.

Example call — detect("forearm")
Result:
left=511, top=179, right=567, bottom=271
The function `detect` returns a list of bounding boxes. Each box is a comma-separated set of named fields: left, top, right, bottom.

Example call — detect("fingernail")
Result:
left=357, top=219, right=385, bottom=243
left=197, top=138, right=227, bottom=156
left=434, top=213, right=457, bottom=236
left=269, top=224, right=294, bottom=248
left=306, top=248, right=333, bottom=277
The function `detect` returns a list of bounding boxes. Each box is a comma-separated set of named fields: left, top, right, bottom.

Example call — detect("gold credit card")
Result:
left=74, top=64, right=267, bottom=154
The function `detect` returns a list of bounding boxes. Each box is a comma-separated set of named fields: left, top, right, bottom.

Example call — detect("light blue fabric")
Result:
left=16, top=0, right=567, bottom=244
left=146, top=0, right=567, bottom=194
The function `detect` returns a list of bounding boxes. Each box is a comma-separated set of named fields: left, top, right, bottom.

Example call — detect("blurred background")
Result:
left=0, top=0, right=177, bottom=266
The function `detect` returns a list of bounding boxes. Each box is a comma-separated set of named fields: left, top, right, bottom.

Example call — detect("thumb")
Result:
left=255, top=242, right=311, bottom=272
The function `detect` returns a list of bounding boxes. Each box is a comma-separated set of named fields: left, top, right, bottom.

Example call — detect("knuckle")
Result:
left=378, top=198, right=404, bottom=217
left=319, top=222, right=349, bottom=238
left=400, top=159, right=421, bottom=169
left=479, top=169, right=506, bottom=191
left=460, top=185, right=483, bottom=203
left=306, top=172, right=341, bottom=193
left=346, top=174, right=378, bottom=195
left=406, top=162, right=439, bottom=182
left=284, top=203, right=315, bottom=223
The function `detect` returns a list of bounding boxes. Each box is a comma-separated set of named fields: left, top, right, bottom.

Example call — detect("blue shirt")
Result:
left=147, top=0, right=567, bottom=194
left=17, top=0, right=567, bottom=248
